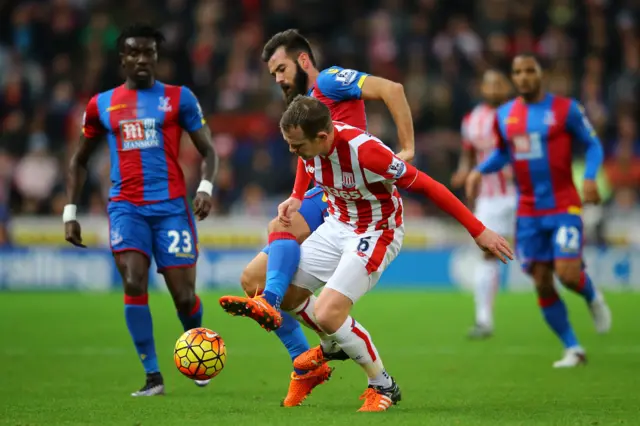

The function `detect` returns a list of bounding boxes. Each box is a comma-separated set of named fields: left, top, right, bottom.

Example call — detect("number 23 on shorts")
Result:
left=167, top=229, right=193, bottom=254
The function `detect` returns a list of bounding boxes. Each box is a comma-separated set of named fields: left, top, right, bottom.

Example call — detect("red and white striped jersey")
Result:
left=294, top=122, right=407, bottom=234
left=462, top=104, right=515, bottom=198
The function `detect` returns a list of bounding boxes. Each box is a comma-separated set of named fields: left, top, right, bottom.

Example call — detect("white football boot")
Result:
left=131, top=372, right=165, bottom=396
left=589, top=291, right=612, bottom=334
left=194, top=379, right=211, bottom=387
left=553, top=347, right=587, bottom=368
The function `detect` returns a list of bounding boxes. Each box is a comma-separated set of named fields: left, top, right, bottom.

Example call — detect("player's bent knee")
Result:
left=173, top=290, right=196, bottom=314
left=240, top=267, right=261, bottom=295
left=267, top=217, right=282, bottom=234
left=314, top=289, right=353, bottom=333
left=239, top=252, right=267, bottom=295
left=121, top=272, right=146, bottom=295
left=267, top=214, right=311, bottom=244
left=554, top=261, right=581, bottom=287
left=115, top=253, right=149, bottom=296
left=530, top=262, right=556, bottom=297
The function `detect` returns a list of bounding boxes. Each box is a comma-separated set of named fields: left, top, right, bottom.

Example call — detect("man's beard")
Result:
left=282, top=63, right=309, bottom=105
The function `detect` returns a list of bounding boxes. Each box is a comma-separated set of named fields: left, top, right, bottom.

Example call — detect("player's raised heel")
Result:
left=131, top=372, right=165, bottom=397
left=282, top=363, right=333, bottom=407
left=358, top=378, right=401, bottom=412
left=589, top=291, right=612, bottom=334
left=219, top=294, right=282, bottom=331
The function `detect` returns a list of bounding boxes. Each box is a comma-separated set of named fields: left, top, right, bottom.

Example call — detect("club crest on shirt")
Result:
left=342, top=172, right=356, bottom=188
left=158, top=96, right=172, bottom=112
left=544, top=111, right=556, bottom=126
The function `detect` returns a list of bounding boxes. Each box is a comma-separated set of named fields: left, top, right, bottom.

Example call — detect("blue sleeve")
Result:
left=476, top=149, right=510, bottom=174
left=566, top=100, right=604, bottom=180
left=476, top=115, right=511, bottom=174
left=179, top=86, right=206, bottom=133
left=316, top=67, right=369, bottom=101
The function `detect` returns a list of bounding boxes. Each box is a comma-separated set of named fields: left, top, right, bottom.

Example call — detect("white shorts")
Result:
left=293, top=217, right=404, bottom=303
left=475, top=195, right=517, bottom=238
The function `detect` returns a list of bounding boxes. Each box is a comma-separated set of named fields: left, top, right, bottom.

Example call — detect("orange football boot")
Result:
left=293, top=345, right=350, bottom=370
left=293, top=346, right=326, bottom=371
left=357, top=379, right=401, bottom=412
left=218, top=294, right=282, bottom=331
left=282, top=363, right=333, bottom=407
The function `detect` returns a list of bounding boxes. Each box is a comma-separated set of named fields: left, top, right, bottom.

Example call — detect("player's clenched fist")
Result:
left=464, top=170, right=482, bottom=201
left=474, top=228, right=513, bottom=264
left=278, top=197, right=302, bottom=227
left=193, top=191, right=213, bottom=221
left=64, top=221, right=86, bottom=248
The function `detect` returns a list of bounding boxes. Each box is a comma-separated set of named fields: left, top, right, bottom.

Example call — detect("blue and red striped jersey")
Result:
left=82, top=81, right=205, bottom=205
left=309, top=66, right=369, bottom=130
left=479, top=93, right=603, bottom=216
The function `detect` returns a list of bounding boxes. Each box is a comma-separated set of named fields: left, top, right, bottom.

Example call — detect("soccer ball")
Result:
left=174, top=328, right=226, bottom=380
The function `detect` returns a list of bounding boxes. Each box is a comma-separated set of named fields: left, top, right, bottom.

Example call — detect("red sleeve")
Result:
left=82, top=95, right=105, bottom=139
left=291, top=157, right=312, bottom=200
left=359, top=141, right=486, bottom=238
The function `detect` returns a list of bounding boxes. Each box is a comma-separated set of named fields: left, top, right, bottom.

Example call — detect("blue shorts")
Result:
left=261, top=186, right=328, bottom=254
left=108, top=197, right=198, bottom=272
left=515, top=213, right=584, bottom=272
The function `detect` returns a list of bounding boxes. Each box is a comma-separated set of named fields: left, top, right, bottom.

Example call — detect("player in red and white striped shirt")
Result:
left=451, top=70, right=515, bottom=339
left=276, top=96, right=513, bottom=411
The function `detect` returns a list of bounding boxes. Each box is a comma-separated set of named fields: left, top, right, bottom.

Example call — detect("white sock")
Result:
left=474, top=258, right=499, bottom=328
left=328, top=316, right=392, bottom=388
left=286, top=295, right=337, bottom=354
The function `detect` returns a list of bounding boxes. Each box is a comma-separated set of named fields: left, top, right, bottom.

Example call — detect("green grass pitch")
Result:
left=1, top=291, right=638, bottom=426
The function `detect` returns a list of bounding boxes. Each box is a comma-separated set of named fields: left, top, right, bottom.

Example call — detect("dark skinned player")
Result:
left=466, top=54, right=611, bottom=368
left=64, top=24, right=218, bottom=395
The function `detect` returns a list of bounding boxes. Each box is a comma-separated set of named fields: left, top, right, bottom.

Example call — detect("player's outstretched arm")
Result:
left=566, top=101, right=604, bottom=204
left=359, top=141, right=514, bottom=262
left=360, top=76, right=415, bottom=162
left=180, top=86, right=219, bottom=220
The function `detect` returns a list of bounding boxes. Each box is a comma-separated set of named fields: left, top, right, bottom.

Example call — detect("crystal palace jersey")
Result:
left=309, top=66, right=369, bottom=130
left=491, top=93, right=603, bottom=216
left=82, top=81, right=205, bottom=205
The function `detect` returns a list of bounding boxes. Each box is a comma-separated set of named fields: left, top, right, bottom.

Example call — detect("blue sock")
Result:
left=178, top=295, right=203, bottom=331
left=263, top=232, right=300, bottom=309
left=276, top=312, right=310, bottom=375
left=572, top=271, right=596, bottom=303
left=539, top=295, right=580, bottom=349
left=124, top=294, right=159, bottom=374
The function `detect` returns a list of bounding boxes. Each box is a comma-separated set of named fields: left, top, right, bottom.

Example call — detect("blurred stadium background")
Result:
left=0, top=0, right=637, bottom=291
